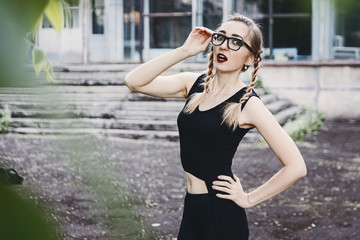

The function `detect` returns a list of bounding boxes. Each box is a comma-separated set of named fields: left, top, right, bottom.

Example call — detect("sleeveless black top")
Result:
left=177, top=73, right=260, bottom=240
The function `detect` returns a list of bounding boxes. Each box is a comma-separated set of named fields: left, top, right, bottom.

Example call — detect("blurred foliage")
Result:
left=0, top=106, right=11, bottom=133
left=31, top=45, right=56, bottom=82
left=254, top=75, right=270, bottom=94
left=0, top=1, right=63, bottom=239
left=0, top=185, right=58, bottom=240
left=0, top=0, right=70, bottom=85
left=0, top=0, right=48, bottom=87
left=30, top=0, right=71, bottom=82
left=57, top=135, right=149, bottom=239
left=284, top=106, right=325, bottom=141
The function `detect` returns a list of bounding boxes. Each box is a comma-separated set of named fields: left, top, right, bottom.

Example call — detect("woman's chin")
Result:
left=214, top=63, right=242, bottom=74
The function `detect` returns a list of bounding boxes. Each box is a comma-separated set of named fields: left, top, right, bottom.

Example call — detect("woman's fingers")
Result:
left=234, top=174, right=240, bottom=182
left=216, top=193, right=233, bottom=200
left=212, top=185, right=231, bottom=194
left=194, top=26, right=214, bottom=35
left=217, top=175, right=236, bottom=184
left=181, top=26, right=213, bottom=56
left=213, top=180, right=232, bottom=188
left=191, top=27, right=213, bottom=41
left=214, top=174, right=251, bottom=208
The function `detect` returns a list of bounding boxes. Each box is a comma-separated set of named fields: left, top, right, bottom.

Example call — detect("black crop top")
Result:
left=177, top=73, right=260, bottom=240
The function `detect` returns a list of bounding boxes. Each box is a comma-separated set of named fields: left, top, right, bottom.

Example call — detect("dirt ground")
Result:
left=0, top=119, right=359, bottom=240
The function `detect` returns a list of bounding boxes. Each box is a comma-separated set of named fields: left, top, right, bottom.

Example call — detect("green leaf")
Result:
left=44, top=60, right=55, bottom=82
left=32, top=14, right=44, bottom=39
left=44, top=0, right=64, bottom=33
left=32, top=48, right=46, bottom=76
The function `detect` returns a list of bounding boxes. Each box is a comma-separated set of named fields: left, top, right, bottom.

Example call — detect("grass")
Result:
left=0, top=106, right=11, bottom=133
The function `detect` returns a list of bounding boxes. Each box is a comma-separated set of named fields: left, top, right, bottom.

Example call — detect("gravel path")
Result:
left=0, top=119, right=359, bottom=239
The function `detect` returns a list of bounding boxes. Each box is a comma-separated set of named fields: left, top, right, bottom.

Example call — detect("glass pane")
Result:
left=92, top=0, right=104, bottom=34
left=42, top=16, right=52, bottom=28
left=203, top=0, right=223, bottom=30
left=242, top=0, right=268, bottom=18
left=150, top=17, right=192, bottom=48
left=65, top=8, right=79, bottom=28
left=67, top=0, right=80, bottom=6
left=334, top=0, right=360, bottom=48
left=273, top=17, right=311, bottom=58
left=256, top=18, right=269, bottom=48
left=273, top=0, right=311, bottom=14
left=150, top=0, right=191, bottom=13
left=124, top=0, right=141, bottom=60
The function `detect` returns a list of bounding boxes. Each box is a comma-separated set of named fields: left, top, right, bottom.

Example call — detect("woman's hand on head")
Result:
left=212, top=175, right=253, bottom=208
left=181, top=27, right=214, bottom=57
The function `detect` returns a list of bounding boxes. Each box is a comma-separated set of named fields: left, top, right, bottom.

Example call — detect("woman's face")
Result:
left=212, top=21, right=254, bottom=73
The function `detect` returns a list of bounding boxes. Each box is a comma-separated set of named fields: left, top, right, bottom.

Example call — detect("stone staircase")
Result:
left=0, top=64, right=300, bottom=142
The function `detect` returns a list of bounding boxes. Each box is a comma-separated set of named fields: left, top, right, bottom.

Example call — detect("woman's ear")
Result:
left=245, top=54, right=255, bottom=66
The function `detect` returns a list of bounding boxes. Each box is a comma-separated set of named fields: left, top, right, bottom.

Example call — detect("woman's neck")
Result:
left=212, top=70, right=245, bottom=95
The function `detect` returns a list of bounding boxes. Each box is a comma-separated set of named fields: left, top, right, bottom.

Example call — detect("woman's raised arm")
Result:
left=124, top=27, right=213, bottom=99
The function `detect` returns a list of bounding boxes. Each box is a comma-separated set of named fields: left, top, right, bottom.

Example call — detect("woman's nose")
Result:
left=219, top=39, right=229, bottom=50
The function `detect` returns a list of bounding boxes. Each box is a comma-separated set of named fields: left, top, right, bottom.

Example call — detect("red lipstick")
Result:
left=217, top=53, right=228, bottom=63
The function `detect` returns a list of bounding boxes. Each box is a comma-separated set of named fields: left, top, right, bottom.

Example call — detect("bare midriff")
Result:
left=185, top=171, right=208, bottom=194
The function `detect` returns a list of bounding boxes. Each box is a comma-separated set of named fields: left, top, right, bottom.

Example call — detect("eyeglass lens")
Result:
left=212, top=33, right=244, bottom=51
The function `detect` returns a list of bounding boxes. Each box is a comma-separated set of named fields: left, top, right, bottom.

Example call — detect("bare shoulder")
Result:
left=241, top=96, right=276, bottom=128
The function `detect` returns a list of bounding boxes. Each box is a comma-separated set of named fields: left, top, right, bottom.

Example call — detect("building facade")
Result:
left=38, top=0, right=360, bottom=63
left=37, top=0, right=360, bottom=119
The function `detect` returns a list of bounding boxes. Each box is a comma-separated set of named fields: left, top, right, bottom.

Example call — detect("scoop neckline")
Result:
left=197, top=86, right=247, bottom=112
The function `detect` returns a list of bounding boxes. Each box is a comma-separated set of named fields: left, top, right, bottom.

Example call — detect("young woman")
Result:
left=125, top=14, right=307, bottom=240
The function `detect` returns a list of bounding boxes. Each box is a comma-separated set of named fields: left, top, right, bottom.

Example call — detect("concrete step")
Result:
left=0, top=66, right=299, bottom=142
left=0, top=85, right=129, bottom=94
left=10, top=118, right=178, bottom=131
left=275, top=106, right=299, bottom=125
left=266, top=99, right=293, bottom=114
left=10, top=109, right=180, bottom=120
left=52, top=72, right=127, bottom=86
left=10, top=104, right=299, bottom=132
left=9, top=126, right=259, bottom=142
left=4, top=100, right=185, bottom=111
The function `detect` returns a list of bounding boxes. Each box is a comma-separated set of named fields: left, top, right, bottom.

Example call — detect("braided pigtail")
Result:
left=221, top=52, right=262, bottom=131
left=184, top=46, right=214, bottom=113
left=220, top=14, right=263, bottom=131
left=239, top=51, right=262, bottom=104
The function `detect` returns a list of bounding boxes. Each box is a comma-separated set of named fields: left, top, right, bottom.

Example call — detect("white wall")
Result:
left=260, top=61, right=360, bottom=118
left=38, top=28, right=82, bottom=63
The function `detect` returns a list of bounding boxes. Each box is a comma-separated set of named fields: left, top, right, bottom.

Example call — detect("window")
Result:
left=65, top=0, right=80, bottom=28
left=42, top=0, right=80, bottom=29
left=233, top=0, right=312, bottom=60
left=203, top=0, right=223, bottom=30
left=333, top=0, right=360, bottom=59
left=149, top=0, right=192, bottom=48
left=124, top=0, right=141, bottom=59
left=92, top=0, right=104, bottom=34
left=150, top=17, right=191, bottom=48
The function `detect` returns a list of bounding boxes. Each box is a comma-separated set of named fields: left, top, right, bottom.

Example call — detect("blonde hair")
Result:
left=184, top=14, right=263, bottom=131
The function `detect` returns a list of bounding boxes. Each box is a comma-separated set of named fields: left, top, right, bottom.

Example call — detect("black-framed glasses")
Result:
left=211, top=33, right=254, bottom=53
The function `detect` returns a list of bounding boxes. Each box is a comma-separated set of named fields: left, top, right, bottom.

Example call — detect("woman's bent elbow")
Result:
left=298, top=162, right=307, bottom=178
left=124, top=75, right=137, bottom=92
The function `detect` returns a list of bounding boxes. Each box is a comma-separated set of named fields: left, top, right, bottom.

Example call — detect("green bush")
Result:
left=284, top=106, right=325, bottom=141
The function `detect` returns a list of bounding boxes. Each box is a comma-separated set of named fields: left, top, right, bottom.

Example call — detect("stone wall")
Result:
left=259, top=60, right=360, bottom=119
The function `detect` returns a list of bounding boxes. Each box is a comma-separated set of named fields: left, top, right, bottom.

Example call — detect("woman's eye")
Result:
left=217, top=35, right=225, bottom=41
left=232, top=39, right=242, bottom=46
